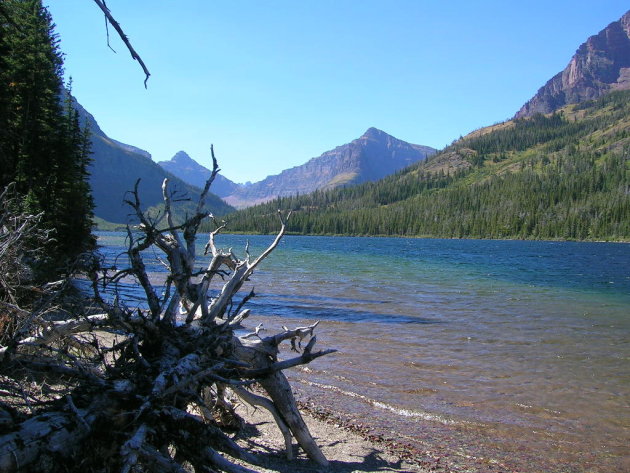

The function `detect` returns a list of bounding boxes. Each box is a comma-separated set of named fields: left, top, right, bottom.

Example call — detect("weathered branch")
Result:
left=260, top=371, right=328, bottom=466
left=265, top=320, right=321, bottom=349
left=0, top=409, right=95, bottom=471
left=244, top=348, right=338, bottom=378
left=232, top=386, right=294, bottom=459
left=92, top=0, right=151, bottom=87
left=232, top=324, right=333, bottom=467
left=0, top=313, right=110, bottom=356
left=205, top=210, right=291, bottom=323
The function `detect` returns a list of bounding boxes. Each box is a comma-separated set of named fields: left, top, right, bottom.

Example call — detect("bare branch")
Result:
left=92, top=0, right=151, bottom=87
left=248, top=348, right=338, bottom=377
left=196, top=145, right=220, bottom=216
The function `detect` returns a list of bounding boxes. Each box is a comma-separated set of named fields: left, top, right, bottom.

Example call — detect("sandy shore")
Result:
left=234, top=401, right=443, bottom=473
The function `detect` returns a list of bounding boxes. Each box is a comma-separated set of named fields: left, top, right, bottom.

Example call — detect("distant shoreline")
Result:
left=94, top=225, right=630, bottom=244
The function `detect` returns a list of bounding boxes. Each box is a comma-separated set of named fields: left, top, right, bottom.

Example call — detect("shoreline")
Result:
left=234, top=395, right=518, bottom=473
left=296, top=400, right=444, bottom=472
left=296, top=399, right=527, bottom=473
left=289, top=389, right=630, bottom=473
left=94, top=228, right=630, bottom=244
left=234, top=398, right=438, bottom=473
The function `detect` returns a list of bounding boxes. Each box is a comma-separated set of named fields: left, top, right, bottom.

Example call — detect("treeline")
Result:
left=221, top=91, right=630, bottom=241
left=453, top=90, right=630, bottom=162
left=0, top=0, right=94, bottom=271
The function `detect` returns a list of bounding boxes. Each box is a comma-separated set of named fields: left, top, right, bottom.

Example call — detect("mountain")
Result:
left=219, top=128, right=436, bottom=208
left=222, top=11, right=630, bottom=241
left=157, top=151, right=241, bottom=198
left=516, top=10, right=630, bottom=118
left=71, top=99, right=234, bottom=224
left=225, top=90, right=630, bottom=240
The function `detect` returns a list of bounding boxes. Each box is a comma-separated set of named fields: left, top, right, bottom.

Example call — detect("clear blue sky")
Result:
left=46, top=1, right=629, bottom=184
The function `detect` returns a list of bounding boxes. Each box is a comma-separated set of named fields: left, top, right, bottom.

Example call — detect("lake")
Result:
left=95, top=232, right=630, bottom=472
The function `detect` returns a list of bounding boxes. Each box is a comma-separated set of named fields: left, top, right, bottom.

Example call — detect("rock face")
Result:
left=222, top=127, right=436, bottom=208
left=515, top=10, right=630, bottom=118
left=71, top=98, right=233, bottom=223
left=157, top=151, right=241, bottom=198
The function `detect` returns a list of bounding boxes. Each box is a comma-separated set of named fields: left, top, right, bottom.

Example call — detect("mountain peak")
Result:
left=361, top=127, right=388, bottom=139
left=171, top=151, right=193, bottom=163
left=157, top=151, right=240, bottom=197
left=220, top=130, right=436, bottom=208
left=515, top=9, right=630, bottom=118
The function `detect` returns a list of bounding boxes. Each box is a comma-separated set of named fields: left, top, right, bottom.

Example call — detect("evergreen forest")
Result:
left=223, top=91, right=630, bottom=241
left=0, top=0, right=94, bottom=272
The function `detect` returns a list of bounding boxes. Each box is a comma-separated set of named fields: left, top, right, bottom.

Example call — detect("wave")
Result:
left=299, top=379, right=458, bottom=425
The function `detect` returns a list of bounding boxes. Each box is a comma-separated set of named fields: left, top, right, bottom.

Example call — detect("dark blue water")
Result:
left=95, top=232, right=630, bottom=472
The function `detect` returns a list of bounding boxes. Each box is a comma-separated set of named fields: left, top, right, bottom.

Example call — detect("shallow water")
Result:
left=95, top=232, right=630, bottom=472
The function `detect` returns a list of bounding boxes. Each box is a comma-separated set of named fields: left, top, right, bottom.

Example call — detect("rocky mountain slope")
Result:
left=516, top=10, right=630, bottom=118
left=72, top=100, right=233, bottom=224
left=219, top=128, right=435, bottom=208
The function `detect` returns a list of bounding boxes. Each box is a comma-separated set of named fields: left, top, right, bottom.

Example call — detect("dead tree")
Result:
left=0, top=151, right=335, bottom=472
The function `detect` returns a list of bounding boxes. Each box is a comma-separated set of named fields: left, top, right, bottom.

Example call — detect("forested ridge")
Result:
left=223, top=91, right=630, bottom=241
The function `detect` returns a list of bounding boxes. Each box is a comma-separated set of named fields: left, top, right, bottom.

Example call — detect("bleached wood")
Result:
left=0, top=154, right=333, bottom=472
left=232, top=386, right=294, bottom=460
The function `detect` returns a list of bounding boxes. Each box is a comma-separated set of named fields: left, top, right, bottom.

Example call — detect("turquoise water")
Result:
left=95, top=233, right=630, bottom=472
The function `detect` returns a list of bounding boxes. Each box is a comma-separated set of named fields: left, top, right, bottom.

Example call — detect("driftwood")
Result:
left=0, top=151, right=335, bottom=472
